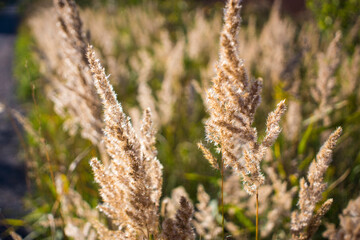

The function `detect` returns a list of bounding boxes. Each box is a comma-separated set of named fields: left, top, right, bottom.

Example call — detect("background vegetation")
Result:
left=7, top=0, right=360, bottom=239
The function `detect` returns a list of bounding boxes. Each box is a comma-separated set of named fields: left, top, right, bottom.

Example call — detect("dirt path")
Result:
left=0, top=1, right=27, bottom=236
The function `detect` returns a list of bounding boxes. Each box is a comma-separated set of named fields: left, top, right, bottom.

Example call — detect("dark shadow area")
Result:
left=0, top=117, right=29, bottom=238
left=0, top=1, right=20, bottom=34
left=0, top=162, right=26, bottom=191
left=0, top=226, right=28, bottom=240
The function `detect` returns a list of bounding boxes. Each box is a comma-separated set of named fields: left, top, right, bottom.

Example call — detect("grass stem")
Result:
left=256, top=189, right=259, bottom=240
left=221, top=157, right=225, bottom=240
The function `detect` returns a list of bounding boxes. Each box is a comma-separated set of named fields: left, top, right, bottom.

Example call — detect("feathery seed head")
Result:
left=161, top=196, right=195, bottom=240
left=291, top=128, right=342, bottom=239
left=201, top=0, right=286, bottom=195
left=87, top=46, right=163, bottom=238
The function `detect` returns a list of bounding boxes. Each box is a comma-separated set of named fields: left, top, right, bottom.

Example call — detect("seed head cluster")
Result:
left=200, top=0, right=286, bottom=195
left=87, top=46, right=163, bottom=239
left=291, top=127, right=342, bottom=240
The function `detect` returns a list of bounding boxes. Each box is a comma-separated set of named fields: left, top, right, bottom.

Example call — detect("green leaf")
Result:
left=0, top=219, right=25, bottom=227
left=298, top=124, right=313, bottom=155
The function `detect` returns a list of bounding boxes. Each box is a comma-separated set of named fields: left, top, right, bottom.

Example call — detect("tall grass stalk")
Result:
left=256, top=190, right=259, bottom=240
left=221, top=157, right=225, bottom=240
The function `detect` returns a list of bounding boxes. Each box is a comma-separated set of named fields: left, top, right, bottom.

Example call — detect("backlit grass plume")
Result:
left=323, top=194, right=360, bottom=239
left=52, top=0, right=103, bottom=145
left=161, top=196, right=195, bottom=240
left=87, top=46, right=163, bottom=239
left=200, top=0, right=286, bottom=195
left=291, top=127, right=342, bottom=240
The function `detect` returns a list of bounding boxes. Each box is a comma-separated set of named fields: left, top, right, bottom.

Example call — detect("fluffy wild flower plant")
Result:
left=323, top=195, right=360, bottom=240
left=291, top=127, right=342, bottom=240
left=261, top=168, right=298, bottom=237
left=88, top=46, right=195, bottom=240
left=193, top=185, right=222, bottom=239
left=87, top=46, right=163, bottom=239
left=48, top=0, right=104, bottom=148
left=161, top=186, right=190, bottom=219
left=199, top=0, right=286, bottom=195
left=161, top=196, right=195, bottom=240
left=310, top=32, right=342, bottom=127
left=259, top=0, right=295, bottom=85
left=198, top=1, right=287, bottom=238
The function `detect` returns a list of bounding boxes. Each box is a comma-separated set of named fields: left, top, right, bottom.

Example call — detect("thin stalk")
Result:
left=256, top=189, right=259, bottom=240
left=146, top=224, right=150, bottom=240
left=221, top=156, right=225, bottom=240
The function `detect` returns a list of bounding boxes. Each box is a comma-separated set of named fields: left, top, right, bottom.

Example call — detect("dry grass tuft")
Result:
left=323, top=195, right=360, bottom=240
left=161, top=196, right=195, bottom=240
left=201, top=0, right=286, bottom=195
left=291, top=127, right=342, bottom=240
left=87, top=46, right=163, bottom=239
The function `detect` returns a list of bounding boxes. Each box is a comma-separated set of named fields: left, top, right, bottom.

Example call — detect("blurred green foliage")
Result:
left=12, top=0, right=360, bottom=239
left=306, top=0, right=360, bottom=34
left=13, top=25, right=40, bottom=102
